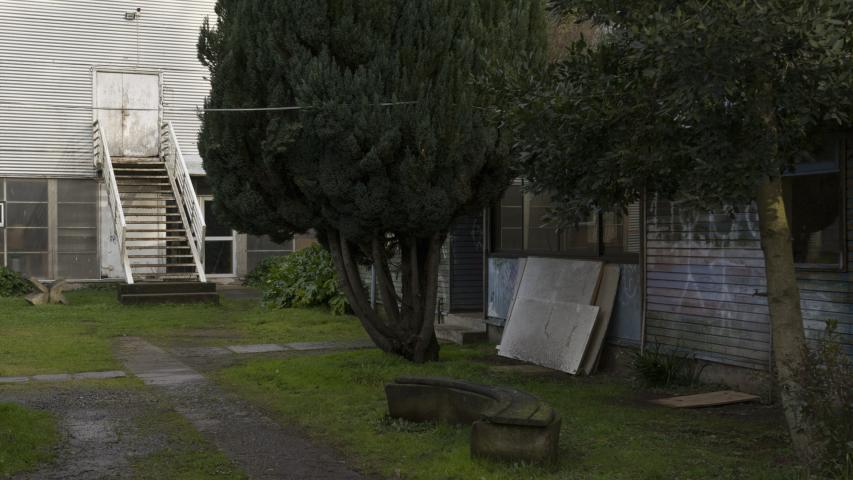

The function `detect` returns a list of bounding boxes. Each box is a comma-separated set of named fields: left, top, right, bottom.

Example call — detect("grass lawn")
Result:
left=216, top=347, right=799, bottom=480
left=0, top=403, right=57, bottom=477
left=0, top=288, right=366, bottom=376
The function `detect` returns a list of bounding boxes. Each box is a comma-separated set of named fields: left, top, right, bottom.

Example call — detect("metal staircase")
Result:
left=94, top=121, right=211, bottom=295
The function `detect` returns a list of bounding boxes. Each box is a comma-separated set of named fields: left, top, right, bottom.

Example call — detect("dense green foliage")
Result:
left=198, top=1, right=546, bottom=242
left=793, top=321, right=853, bottom=476
left=495, top=0, right=853, bottom=220
left=198, top=0, right=548, bottom=361
left=0, top=266, right=31, bottom=297
left=631, top=344, right=706, bottom=387
left=248, top=245, right=349, bottom=315
left=0, top=403, right=57, bottom=476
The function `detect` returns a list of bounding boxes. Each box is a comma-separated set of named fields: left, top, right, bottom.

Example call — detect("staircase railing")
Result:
left=160, top=121, right=207, bottom=283
left=93, top=120, right=134, bottom=284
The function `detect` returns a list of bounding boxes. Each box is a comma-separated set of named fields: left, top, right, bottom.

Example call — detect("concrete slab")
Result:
left=72, top=370, right=127, bottom=380
left=171, top=346, right=232, bottom=358
left=514, top=257, right=602, bottom=304
left=32, top=373, right=73, bottom=382
left=0, top=376, right=29, bottom=384
left=226, top=344, right=287, bottom=354
left=498, top=298, right=599, bottom=375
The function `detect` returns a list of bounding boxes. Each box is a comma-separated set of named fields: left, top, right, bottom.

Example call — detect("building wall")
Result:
left=646, top=196, right=853, bottom=369
left=0, top=0, right=216, bottom=178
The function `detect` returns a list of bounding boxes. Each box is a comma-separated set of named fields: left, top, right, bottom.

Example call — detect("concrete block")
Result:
left=227, top=344, right=286, bottom=354
left=471, top=416, right=561, bottom=465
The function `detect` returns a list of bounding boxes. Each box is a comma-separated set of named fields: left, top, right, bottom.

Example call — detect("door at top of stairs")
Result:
left=94, top=71, right=160, bottom=158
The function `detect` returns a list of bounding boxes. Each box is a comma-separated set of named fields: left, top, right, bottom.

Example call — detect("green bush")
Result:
left=249, top=245, right=349, bottom=315
left=631, top=343, right=706, bottom=387
left=793, top=321, right=853, bottom=477
left=0, top=266, right=32, bottom=297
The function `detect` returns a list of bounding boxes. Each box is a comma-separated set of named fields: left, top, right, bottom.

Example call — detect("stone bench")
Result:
left=384, top=376, right=560, bottom=464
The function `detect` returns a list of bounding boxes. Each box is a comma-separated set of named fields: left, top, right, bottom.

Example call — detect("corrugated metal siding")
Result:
left=0, top=0, right=215, bottom=177
left=450, top=214, right=484, bottom=312
left=646, top=145, right=853, bottom=368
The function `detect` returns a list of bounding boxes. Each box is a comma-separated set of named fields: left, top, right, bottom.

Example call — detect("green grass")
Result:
left=132, top=407, right=246, bottom=480
left=0, top=403, right=58, bottom=477
left=216, top=347, right=800, bottom=480
left=0, top=288, right=366, bottom=376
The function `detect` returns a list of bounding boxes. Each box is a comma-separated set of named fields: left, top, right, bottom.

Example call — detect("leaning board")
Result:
left=498, top=298, right=600, bottom=374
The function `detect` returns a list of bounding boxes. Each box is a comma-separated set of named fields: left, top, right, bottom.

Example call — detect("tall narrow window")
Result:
left=783, top=135, right=845, bottom=269
left=57, top=180, right=99, bottom=278
left=202, top=199, right=235, bottom=275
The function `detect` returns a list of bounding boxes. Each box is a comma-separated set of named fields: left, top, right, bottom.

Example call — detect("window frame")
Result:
left=489, top=180, right=643, bottom=264
left=784, top=134, right=848, bottom=272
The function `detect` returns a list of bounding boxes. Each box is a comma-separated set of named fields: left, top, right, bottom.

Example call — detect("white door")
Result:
left=95, top=72, right=160, bottom=157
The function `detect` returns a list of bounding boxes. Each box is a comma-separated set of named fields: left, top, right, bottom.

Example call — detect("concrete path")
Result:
left=0, top=371, right=126, bottom=385
left=170, top=339, right=375, bottom=358
left=116, top=337, right=364, bottom=480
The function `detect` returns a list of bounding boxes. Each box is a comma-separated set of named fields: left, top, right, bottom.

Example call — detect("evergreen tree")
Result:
left=198, top=1, right=548, bottom=362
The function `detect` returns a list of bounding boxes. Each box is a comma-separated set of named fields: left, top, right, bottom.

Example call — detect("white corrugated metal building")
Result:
left=0, top=0, right=298, bottom=282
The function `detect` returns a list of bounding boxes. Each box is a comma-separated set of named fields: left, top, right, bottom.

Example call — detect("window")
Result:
left=5, top=179, right=49, bottom=278
left=247, top=235, right=294, bottom=272
left=783, top=134, right=846, bottom=269
left=57, top=180, right=99, bottom=278
left=491, top=179, right=641, bottom=260
left=202, top=198, right=235, bottom=275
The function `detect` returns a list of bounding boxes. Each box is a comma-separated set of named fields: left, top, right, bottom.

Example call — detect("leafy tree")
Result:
left=493, top=0, right=853, bottom=462
left=198, top=1, right=548, bottom=362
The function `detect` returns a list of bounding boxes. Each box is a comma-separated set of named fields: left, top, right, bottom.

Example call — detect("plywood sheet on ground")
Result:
left=580, top=264, right=621, bottom=375
left=650, top=390, right=760, bottom=408
left=498, top=298, right=600, bottom=374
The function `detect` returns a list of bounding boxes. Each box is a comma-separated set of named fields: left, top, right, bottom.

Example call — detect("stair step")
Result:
left=130, top=263, right=197, bottom=268
left=127, top=220, right=184, bottom=225
left=126, top=228, right=186, bottom=233
left=127, top=236, right=187, bottom=241
left=126, top=245, right=191, bottom=250
left=115, top=175, right=169, bottom=179
left=128, top=254, right=195, bottom=259
left=118, top=292, right=219, bottom=305
left=435, top=324, right=487, bottom=345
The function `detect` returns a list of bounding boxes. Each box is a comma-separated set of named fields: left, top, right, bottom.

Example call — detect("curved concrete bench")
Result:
left=385, top=376, right=560, bottom=464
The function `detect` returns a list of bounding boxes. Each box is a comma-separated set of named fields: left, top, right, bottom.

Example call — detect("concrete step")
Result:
left=443, top=312, right=486, bottom=330
left=435, top=323, right=487, bottom=345
left=118, top=292, right=220, bottom=305
left=118, top=282, right=215, bottom=295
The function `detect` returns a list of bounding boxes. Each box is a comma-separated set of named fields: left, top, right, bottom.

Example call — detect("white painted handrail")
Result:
left=160, top=121, right=207, bottom=282
left=93, top=121, right=134, bottom=284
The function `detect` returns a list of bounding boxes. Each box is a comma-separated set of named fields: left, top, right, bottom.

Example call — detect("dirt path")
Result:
left=4, top=385, right=171, bottom=479
left=115, top=337, right=364, bottom=480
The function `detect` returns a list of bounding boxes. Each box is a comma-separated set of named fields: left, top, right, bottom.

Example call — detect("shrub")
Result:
left=632, top=343, right=706, bottom=387
left=0, top=266, right=32, bottom=297
left=793, top=321, right=853, bottom=477
left=244, top=256, right=285, bottom=287
left=249, top=245, right=349, bottom=315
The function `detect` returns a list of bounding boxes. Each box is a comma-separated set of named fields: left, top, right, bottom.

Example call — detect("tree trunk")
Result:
left=326, top=229, right=444, bottom=363
left=755, top=176, right=816, bottom=462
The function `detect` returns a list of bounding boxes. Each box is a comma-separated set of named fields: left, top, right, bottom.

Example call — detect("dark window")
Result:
left=783, top=135, right=846, bottom=269
left=204, top=240, right=233, bottom=275
left=490, top=179, right=641, bottom=261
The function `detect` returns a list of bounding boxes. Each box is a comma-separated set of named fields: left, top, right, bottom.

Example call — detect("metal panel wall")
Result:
left=0, top=0, right=216, bottom=177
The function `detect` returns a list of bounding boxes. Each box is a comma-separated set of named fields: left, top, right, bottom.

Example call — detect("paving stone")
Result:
left=171, top=346, right=232, bottom=358
left=226, top=344, right=287, bottom=354
left=32, top=373, right=73, bottom=382
left=0, top=376, right=29, bottom=384
left=72, top=370, right=127, bottom=380
left=284, top=339, right=375, bottom=351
